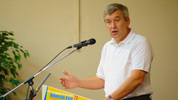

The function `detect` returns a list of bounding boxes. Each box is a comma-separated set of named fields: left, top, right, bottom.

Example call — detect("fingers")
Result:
left=60, top=80, right=66, bottom=87
left=59, top=77, right=66, bottom=81
left=59, top=78, right=67, bottom=88
left=59, top=70, right=69, bottom=82
left=60, top=80, right=69, bottom=89
left=63, top=70, right=70, bottom=77
left=59, top=70, right=70, bottom=88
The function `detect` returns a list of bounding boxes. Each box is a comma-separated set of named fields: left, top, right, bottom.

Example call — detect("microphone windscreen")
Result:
left=89, top=38, right=96, bottom=45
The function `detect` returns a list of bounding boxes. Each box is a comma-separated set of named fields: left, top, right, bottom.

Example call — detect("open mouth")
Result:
left=112, top=30, right=118, bottom=34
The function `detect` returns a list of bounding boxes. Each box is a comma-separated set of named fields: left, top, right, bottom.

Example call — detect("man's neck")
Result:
left=116, top=28, right=131, bottom=44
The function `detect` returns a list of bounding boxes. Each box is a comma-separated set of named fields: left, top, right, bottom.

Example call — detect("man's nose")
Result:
left=111, top=21, right=117, bottom=29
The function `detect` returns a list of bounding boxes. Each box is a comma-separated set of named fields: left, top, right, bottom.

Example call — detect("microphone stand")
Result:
left=27, top=73, right=51, bottom=100
left=0, top=48, right=78, bottom=100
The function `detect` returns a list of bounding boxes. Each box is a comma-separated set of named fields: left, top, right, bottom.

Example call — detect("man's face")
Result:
left=104, top=10, right=130, bottom=43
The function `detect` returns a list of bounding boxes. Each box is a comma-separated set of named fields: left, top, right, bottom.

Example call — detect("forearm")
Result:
left=78, top=76, right=104, bottom=90
left=59, top=71, right=104, bottom=90
left=110, top=70, right=145, bottom=100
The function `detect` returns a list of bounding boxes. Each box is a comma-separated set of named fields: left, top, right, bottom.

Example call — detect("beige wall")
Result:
left=0, top=0, right=178, bottom=100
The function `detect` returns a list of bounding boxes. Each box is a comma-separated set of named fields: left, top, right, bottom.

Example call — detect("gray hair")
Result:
left=103, top=3, right=129, bottom=21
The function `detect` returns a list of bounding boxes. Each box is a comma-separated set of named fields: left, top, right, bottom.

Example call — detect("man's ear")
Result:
left=126, top=18, right=130, bottom=26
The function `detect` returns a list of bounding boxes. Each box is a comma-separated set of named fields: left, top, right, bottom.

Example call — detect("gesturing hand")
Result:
left=59, top=70, right=79, bottom=89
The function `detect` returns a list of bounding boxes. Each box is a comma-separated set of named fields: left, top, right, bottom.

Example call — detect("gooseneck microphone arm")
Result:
left=33, top=48, right=78, bottom=77
left=0, top=38, right=96, bottom=100
left=0, top=48, right=78, bottom=100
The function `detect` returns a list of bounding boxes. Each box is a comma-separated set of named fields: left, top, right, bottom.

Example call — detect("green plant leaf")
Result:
left=14, top=79, right=20, bottom=86
left=12, top=43, right=19, bottom=49
left=15, top=49, right=19, bottom=53
left=24, top=50, right=30, bottom=58
left=24, top=53, right=27, bottom=58
left=8, top=32, right=14, bottom=36
left=15, top=54, right=21, bottom=63
left=2, top=67, right=9, bottom=75
left=10, top=65, right=16, bottom=78
left=9, top=38, right=14, bottom=40
left=18, top=64, right=22, bottom=70
left=26, top=50, right=30, bottom=57
left=12, top=51, right=16, bottom=56
left=1, top=61, right=7, bottom=68
left=9, top=77, right=20, bottom=87
left=4, top=53, right=10, bottom=56
left=20, top=49, right=24, bottom=53
left=12, top=91, right=17, bottom=95
left=0, top=74, right=5, bottom=80
left=2, top=32, right=8, bottom=36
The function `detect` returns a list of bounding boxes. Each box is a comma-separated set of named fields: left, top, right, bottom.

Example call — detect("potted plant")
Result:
left=0, top=31, right=30, bottom=100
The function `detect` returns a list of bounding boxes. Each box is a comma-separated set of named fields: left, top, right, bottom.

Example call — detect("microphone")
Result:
left=67, top=38, right=96, bottom=49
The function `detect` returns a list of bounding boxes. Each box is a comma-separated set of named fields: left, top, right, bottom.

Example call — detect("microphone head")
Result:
left=89, top=38, right=96, bottom=45
left=70, top=38, right=96, bottom=49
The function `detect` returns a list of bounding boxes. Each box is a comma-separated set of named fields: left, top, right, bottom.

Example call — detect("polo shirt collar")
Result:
left=110, top=30, right=135, bottom=45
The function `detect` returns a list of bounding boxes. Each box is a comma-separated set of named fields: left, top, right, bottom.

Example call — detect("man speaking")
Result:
left=59, top=3, right=154, bottom=100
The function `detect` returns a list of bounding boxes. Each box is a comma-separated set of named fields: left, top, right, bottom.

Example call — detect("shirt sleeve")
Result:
left=96, top=44, right=107, bottom=80
left=131, top=37, right=154, bottom=72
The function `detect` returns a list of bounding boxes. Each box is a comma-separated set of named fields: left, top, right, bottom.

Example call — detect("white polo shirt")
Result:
left=96, top=30, right=154, bottom=99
